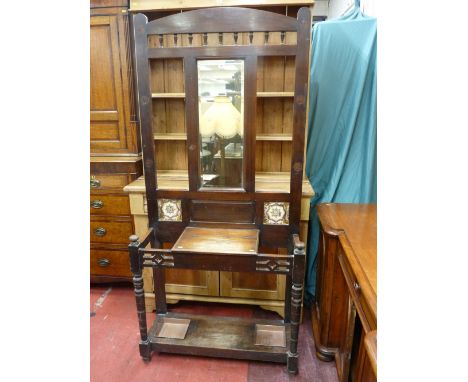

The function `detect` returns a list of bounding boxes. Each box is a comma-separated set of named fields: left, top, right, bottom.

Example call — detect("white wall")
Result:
left=327, top=0, right=376, bottom=19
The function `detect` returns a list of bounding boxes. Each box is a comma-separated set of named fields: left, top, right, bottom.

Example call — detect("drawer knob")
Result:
left=94, top=227, right=107, bottom=236
left=90, top=178, right=101, bottom=188
left=353, top=281, right=360, bottom=291
left=97, top=258, right=111, bottom=267
left=91, top=200, right=104, bottom=209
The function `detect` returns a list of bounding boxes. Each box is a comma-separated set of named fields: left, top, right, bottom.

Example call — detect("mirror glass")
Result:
left=197, top=59, right=244, bottom=189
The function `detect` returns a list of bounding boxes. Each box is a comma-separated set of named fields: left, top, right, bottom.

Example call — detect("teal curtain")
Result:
left=305, top=2, right=377, bottom=301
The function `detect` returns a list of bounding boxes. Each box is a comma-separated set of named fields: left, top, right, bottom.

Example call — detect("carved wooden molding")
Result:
left=256, top=257, right=291, bottom=273
left=142, top=252, right=175, bottom=267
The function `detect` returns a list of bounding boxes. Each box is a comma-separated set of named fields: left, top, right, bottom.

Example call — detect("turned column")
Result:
left=129, top=234, right=151, bottom=362
left=287, top=234, right=306, bottom=374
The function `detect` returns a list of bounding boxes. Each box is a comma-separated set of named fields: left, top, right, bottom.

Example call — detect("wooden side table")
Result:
left=312, top=203, right=377, bottom=382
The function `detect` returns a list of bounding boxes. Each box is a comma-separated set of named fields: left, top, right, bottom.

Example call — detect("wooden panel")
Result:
left=220, top=272, right=283, bottom=301
left=90, top=18, right=118, bottom=110
left=155, top=141, right=188, bottom=170
left=152, top=99, right=185, bottom=134
left=90, top=248, right=132, bottom=277
left=149, top=58, right=184, bottom=93
left=190, top=201, right=255, bottom=223
left=90, top=121, right=120, bottom=141
left=147, top=45, right=296, bottom=59
left=90, top=217, right=133, bottom=244
left=165, top=269, right=210, bottom=288
left=256, top=99, right=293, bottom=135
left=157, top=242, right=220, bottom=296
left=91, top=0, right=128, bottom=8
left=165, top=269, right=219, bottom=296
left=256, top=142, right=282, bottom=172
left=173, top=227, right=259, bottom=254
left=90, top=194, right=131, bottom=216
left=143, top=7, right=299, bottom=34
left=90, top=15, right=128, bottom=153
left=220, top=246, right=286, bottom=300
left=362, top=331, right=377, bottom=380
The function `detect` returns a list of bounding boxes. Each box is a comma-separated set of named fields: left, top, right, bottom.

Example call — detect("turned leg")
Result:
left=129, top=235, right=152, bottom=362
left=287, top=235, right=306, bottom=374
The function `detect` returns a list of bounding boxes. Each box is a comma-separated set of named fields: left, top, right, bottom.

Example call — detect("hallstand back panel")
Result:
left=133, top=6, right=311, bottom=246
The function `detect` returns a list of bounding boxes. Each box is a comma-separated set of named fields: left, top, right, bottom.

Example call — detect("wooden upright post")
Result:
left=129, top=234, right=152, bottom=362
left=287, top=234, right=306, bottom=374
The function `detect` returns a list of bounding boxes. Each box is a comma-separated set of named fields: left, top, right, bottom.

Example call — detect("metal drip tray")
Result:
left=255, top=324, right=286, bottom=347
left=155, top=318, right=191, bottom=339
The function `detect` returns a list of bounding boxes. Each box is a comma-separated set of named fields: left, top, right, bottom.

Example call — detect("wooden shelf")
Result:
left=256, top=134, right=292, bottom=141
left=154, top=133, right=187, bottom=140
left=152, top=93, right=186, bottom=98
left=257, top=92, right=294, bottom=98
left=151, top=92, right=294, bottom=99
left=154, top=134, right=291, bottom=141
left=124, top=171, right=314, bottom=197
left=148, top=312, right=290, bottom=362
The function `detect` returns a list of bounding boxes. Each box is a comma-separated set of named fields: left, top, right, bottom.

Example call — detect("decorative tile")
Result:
left=263, top=202, right=289, bottom=225
left=158, top=199, right=182, bottom=221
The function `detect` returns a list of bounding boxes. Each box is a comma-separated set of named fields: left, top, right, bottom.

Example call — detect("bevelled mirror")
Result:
left=197, top=59, right=244, bottom=189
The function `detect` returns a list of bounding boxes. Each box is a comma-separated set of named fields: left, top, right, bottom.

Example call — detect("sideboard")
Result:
left=124, top=172, right=313, bottom=317
left=312, top=203, right=377, bottom=382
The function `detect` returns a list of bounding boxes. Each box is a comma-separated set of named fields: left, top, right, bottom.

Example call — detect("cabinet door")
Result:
left=219, top=247, right=286, bottom=301
left=90, top=15, right=132, bottom=154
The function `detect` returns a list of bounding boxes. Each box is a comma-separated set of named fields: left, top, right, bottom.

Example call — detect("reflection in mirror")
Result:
left=198, top=59, right=244, bottom=189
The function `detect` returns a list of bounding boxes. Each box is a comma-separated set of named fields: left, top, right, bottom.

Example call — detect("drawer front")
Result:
left=90, top=194, right=130, bottom=216
left=90, top=249, right=132, bottom=277
left=90, top=174, right=129, bottom=190
left=90, top=219, right=133, bottom=244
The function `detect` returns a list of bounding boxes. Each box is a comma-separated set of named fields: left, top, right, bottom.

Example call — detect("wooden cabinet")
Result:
left=90, top=4, right=139, bottom=155
left=312, top=204, right=377, bottom=382
left=125, top=174, right=313, bottom=316
left=90, top=0, right=143, bottom=282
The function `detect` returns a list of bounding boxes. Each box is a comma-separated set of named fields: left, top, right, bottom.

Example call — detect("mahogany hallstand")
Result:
left=128, top=6, right=311, bottom=374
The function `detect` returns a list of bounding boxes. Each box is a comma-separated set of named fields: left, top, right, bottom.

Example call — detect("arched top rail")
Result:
left=137, top=7, right=307, bottom=35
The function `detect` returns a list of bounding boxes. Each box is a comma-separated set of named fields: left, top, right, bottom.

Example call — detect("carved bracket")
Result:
left=256, top=256, right=291, bottom=274
left=141, top=250, right=175, bottom=268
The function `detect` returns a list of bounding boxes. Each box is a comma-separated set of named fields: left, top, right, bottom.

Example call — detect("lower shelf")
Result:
left=148, top=312, right=290, bottom=363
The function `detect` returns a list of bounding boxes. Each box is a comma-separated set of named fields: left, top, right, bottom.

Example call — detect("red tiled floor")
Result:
left=90, top=285, right=338, bottom=382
